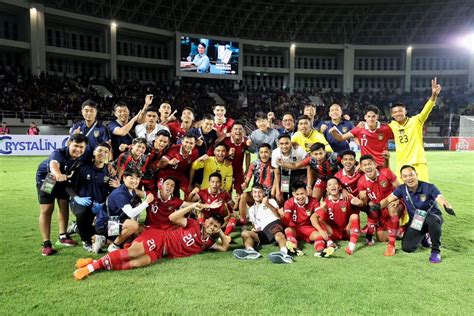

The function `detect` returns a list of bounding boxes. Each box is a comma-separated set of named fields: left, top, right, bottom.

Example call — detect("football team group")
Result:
left=34, top=77, right=456, bottom=281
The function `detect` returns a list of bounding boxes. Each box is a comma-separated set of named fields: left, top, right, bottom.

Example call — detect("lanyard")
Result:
left=85, top=121, right=99, bottom=137
left=280, top=150, right=295, bottom=177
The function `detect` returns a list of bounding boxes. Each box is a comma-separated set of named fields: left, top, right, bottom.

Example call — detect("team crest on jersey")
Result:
left=420, top=194, right=427, bottom=202
left=341, top=206, right=347, bottom=213
left=342, top=127, right=348, bottom=133
left=94, top=130, right=100, bottom=138
left=380, top=180, right=387, bottom=188
left=168, top=206, right=173, bottom=210
left=377, top=133, right=384, bottom=140
left=305, top=209, right=311, bottom=216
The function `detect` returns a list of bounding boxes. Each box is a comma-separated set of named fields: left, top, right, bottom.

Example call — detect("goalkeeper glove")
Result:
left=74, top=196, right=92, bottom=207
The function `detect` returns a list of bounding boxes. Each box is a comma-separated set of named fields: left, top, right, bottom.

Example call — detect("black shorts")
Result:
left=257, top=220, right=284, bottom=245
left=36, top=182, right=69, bottom=204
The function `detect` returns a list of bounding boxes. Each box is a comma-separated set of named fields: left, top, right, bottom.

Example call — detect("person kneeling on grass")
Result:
left=233, top=184, right=291, bottom=261
left=375, top=165, right=455, bottom=264
left=73, top=202, right=230, bottom=280
left=313, top=178, right=364, bottom=256
left=93, top=169, right=154, bottom=253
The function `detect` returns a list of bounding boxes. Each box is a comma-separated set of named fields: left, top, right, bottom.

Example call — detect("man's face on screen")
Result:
left=198, top=44, right=205, bottom=55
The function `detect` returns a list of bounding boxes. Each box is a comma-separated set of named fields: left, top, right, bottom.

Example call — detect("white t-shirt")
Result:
left=135, top=123, right=170, bottom=146
left=271, top=146, right=307, bottom=169
left=247, top=199, right=280, bottom=231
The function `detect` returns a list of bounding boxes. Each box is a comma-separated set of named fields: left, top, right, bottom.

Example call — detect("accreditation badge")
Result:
left=40, top=174, right=57, bottom=194
left=410, top=209, right=427, bottom=231
left=281, top=174, right=290, bottom=193
left=107, top=216, right=121, bottom=236
left=94, top=130, right=100, bottom=138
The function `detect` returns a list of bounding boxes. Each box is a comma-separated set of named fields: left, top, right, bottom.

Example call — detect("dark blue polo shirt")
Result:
left=95, top=184, right=138, bottom=230
left=35, top=147, right=81, bottom=184
left=277, top=127, right=295, bottom=137
left=70, top=120, right=110, bottom=161
left=189, top=127, right=218, bottom=156
left=71, top=164, right=114, bottom=203
left=107, top=120, right=135, bottom=159
left=392, top=181, right=442, bottom=218
left=320, top=120, right=354, bottom=154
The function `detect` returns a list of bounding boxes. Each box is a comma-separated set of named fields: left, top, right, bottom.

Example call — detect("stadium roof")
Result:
left=38, top=0, right=474, bottom=44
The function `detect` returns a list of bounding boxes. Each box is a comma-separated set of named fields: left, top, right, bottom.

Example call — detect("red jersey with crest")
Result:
left=317, top=195, right=355, bottom=229
left=335, top=169, right=363, bottom=196
left=160, top=144, right=199, bottom=177
left=197, top=188, right=232, bottom=218
left=213, top=118, right=235, bottom=134
left=357, top=168, right=397, bottom=203
left=283, top=197, right=320, bottom=227
left=164, top=219, right=216, bottom=258
left=350, top=124, right=393, bottom=166
left=145, top=192, right=184, bottom=230
left=167, top=121, right=188, bottom=144
left=302, top=152, right=340, bottom=181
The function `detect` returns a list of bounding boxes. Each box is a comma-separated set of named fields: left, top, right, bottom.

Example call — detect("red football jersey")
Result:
left=145, top=192, right=184, bottom=230
left=222, top=136, right=249, bottom=174
left=350, top=124, right=393, bottom=166
left=213, top=118, right=235, bottom=134
left=335, top=169, right=363, bottom=196
left=283, top=196, right=320, bottom=226
left=160, top=144, right=199, bottom=176
left=167, top=121, right=187, bottom=144
left=165, top=218, right=216, bottom=258
left=317, top=195, right=355, bottom=229
left=197, top=188, right=232, bottom=217
left=357, top=168, right=397, bottom=203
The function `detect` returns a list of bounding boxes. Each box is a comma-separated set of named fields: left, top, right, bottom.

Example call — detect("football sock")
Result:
left=224, top=218, right=237, bottom=235
left=349, top=219, right=360, bottom=244
left=285, top=230, right=297, bottom=245
left=246, top=247, right=255, bottom=251
left=388, top=215, right=399, bottom=246
left=92, top=249, right=131, bottom=271
left=348, top=242, right=356, bottom=251
left=313, top=236, right=325, bottom=252
left=280, top=247, right=288, bottom=254
left=366, top=216, right=377, bottom=241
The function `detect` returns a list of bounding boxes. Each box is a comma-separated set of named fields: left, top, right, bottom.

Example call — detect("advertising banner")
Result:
left=0, top=135, right=69, bottom=156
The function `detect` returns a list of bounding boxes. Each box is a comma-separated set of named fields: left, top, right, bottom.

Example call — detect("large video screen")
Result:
left=177, top=35, right=241, bottom=79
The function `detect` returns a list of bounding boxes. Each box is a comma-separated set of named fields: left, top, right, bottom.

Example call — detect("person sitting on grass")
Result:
left=313, top=178, right=364, bottom=256
left=93, top=169, right=154, bottom=253
left=73, top=202, right=230, bottom=280
left=187, top=172, right=237, bottom=236
left=282, top=181, right=333, bottom=258
left=233, top=184, right=290, bottom=260
left=375, top=165, right=456, bottom=264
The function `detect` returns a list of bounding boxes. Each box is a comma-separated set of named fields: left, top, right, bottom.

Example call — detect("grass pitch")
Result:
left=0, top=152, right=473, bottom=315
